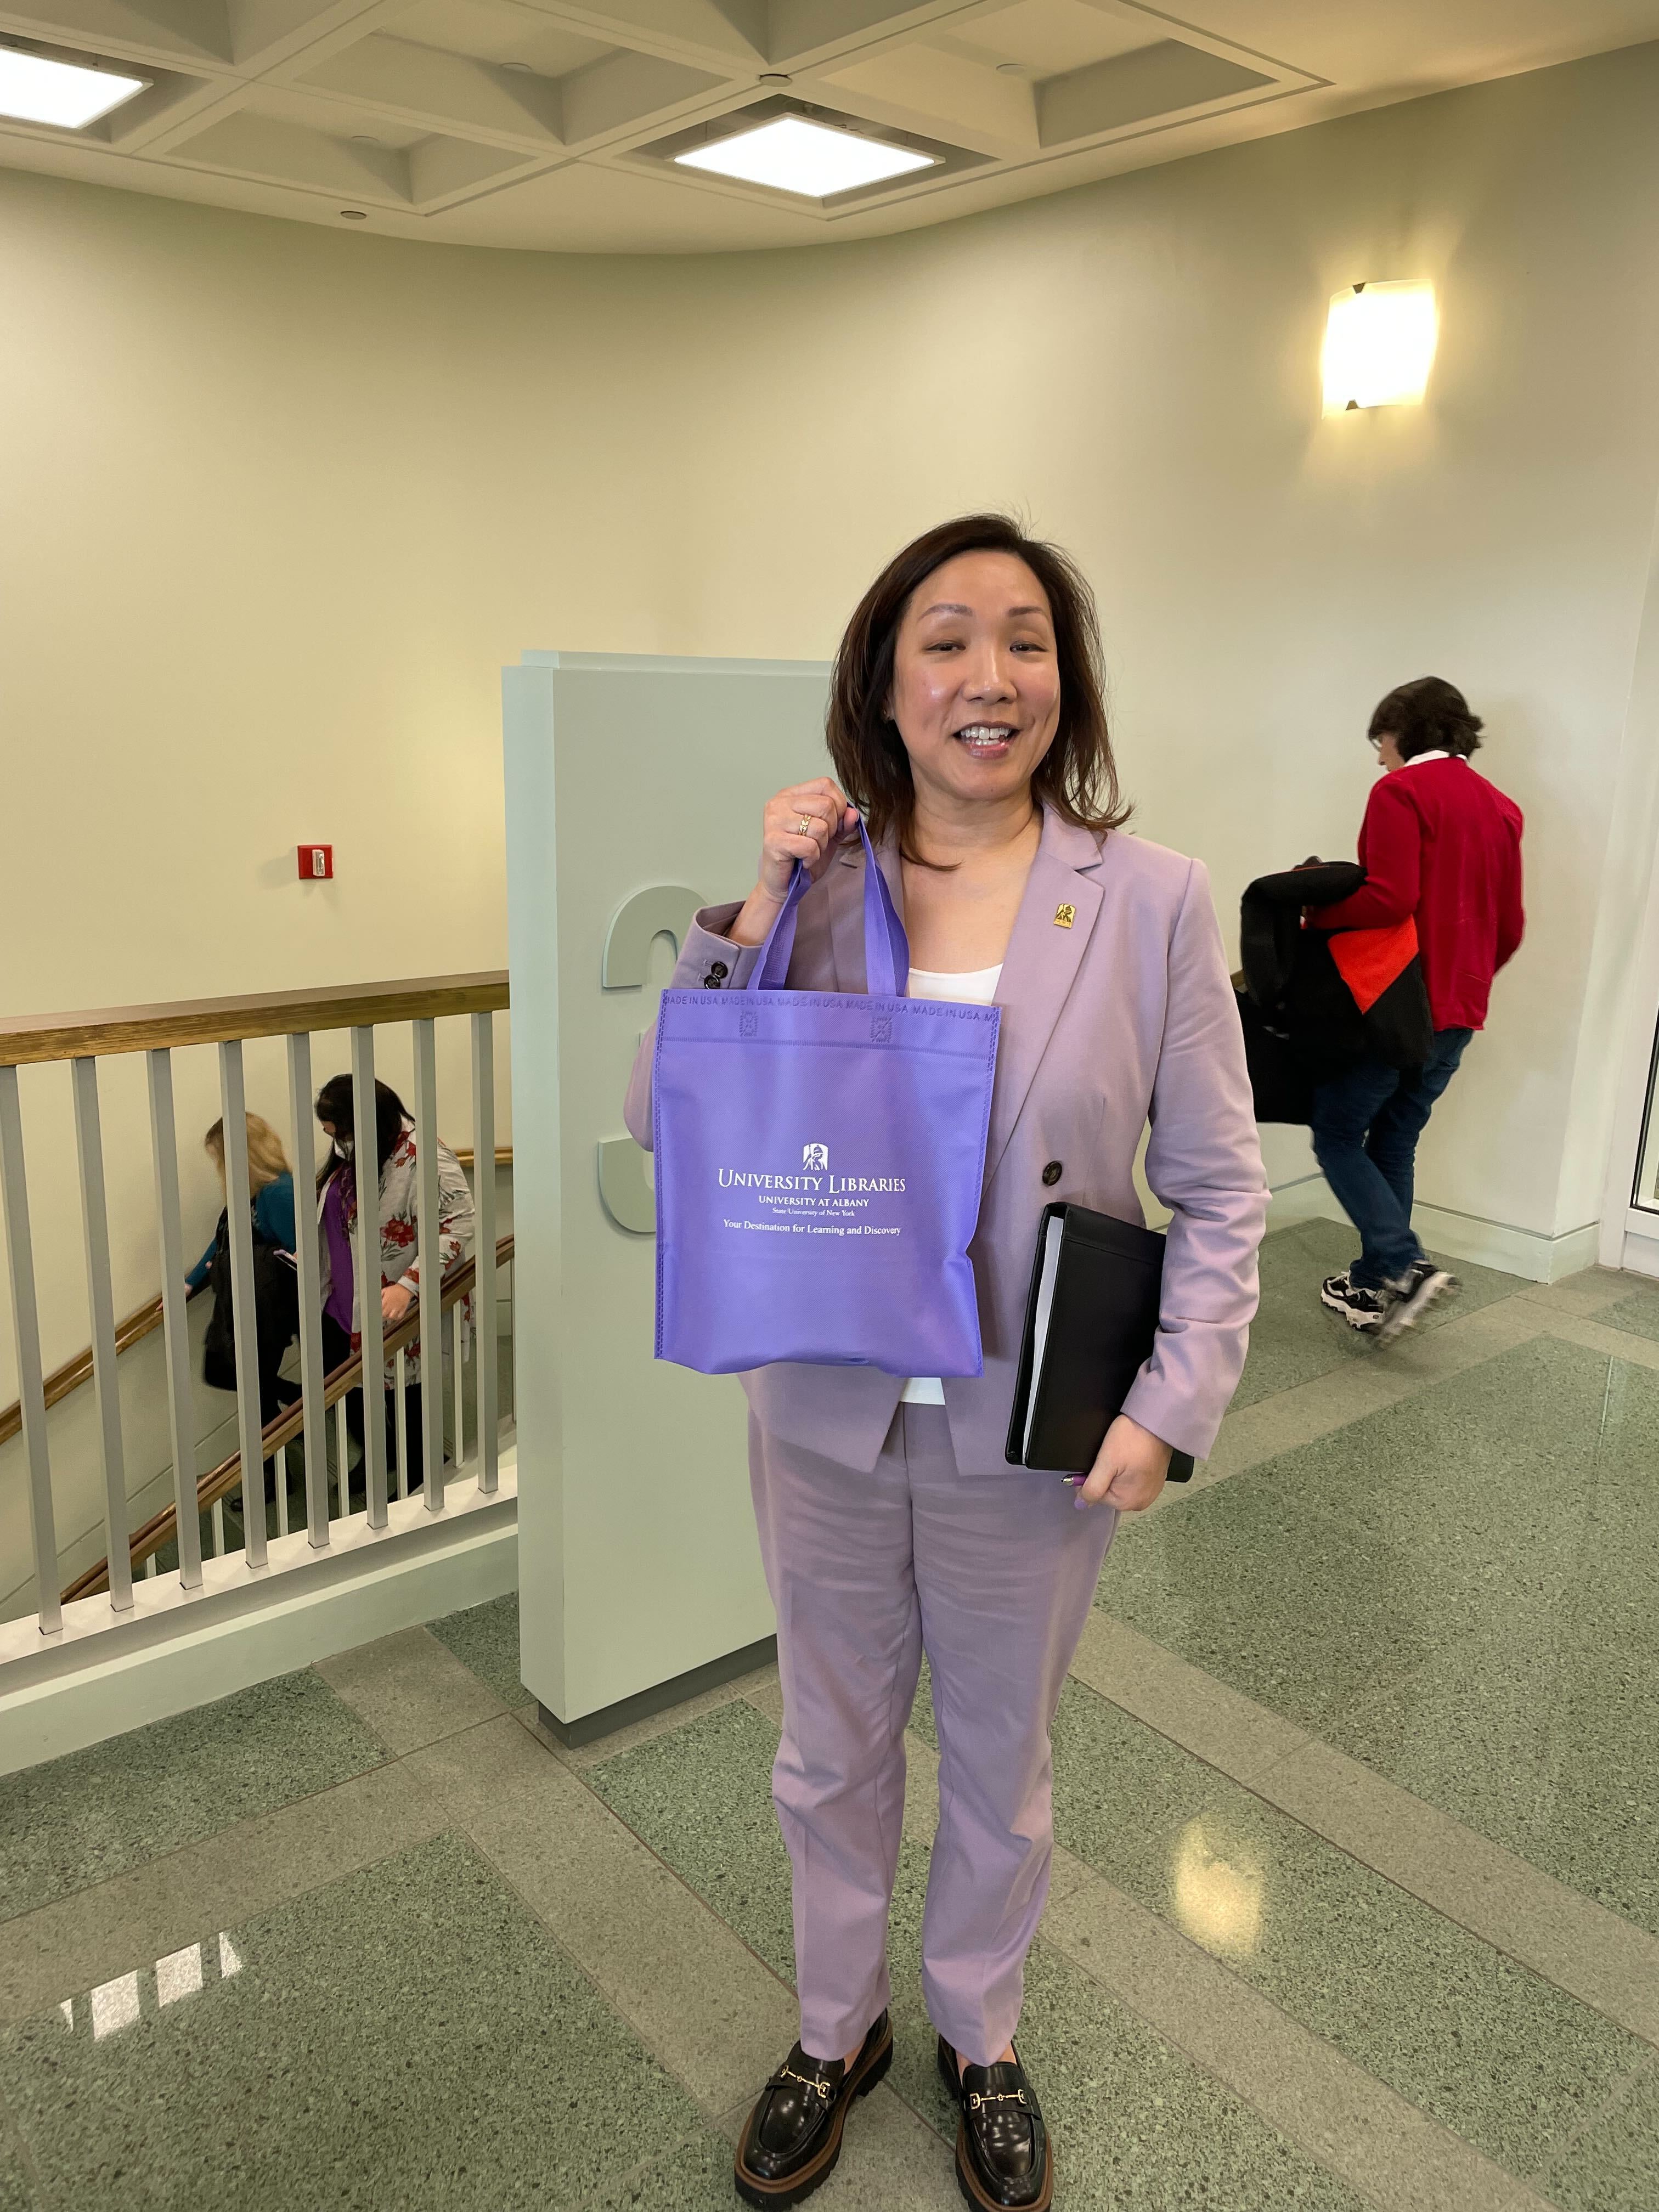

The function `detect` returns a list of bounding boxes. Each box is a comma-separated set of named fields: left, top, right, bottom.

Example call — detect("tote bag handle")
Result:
left=748, top=816, right=909, bottom=997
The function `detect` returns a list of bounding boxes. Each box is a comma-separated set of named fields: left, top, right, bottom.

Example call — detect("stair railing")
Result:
left=0, top=974, right=509, bottom=1635
left=0, top=1146, right=513, bottom=1453
left=61, top=1233, right=515, bottom=1601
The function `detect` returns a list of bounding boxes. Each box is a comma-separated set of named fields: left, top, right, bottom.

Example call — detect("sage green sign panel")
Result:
left=504, top=652, right=832, bottom=1724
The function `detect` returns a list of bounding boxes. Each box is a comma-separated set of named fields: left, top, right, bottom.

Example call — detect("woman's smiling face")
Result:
left=886, top=550, right=1062, bottom=812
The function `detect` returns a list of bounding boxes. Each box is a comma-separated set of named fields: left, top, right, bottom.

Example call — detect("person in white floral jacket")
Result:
left=314, top=1073, right=475, bottom=1492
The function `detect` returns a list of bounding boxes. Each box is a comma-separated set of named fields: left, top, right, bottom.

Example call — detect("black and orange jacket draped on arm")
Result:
left=1238, top=860, right=1433, bottom=1105
left=1313, top=755, right=1525, bottom=1032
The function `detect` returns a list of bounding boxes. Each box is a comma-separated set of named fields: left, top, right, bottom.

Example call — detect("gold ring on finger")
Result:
left=797, top=815, right=814, bottom=838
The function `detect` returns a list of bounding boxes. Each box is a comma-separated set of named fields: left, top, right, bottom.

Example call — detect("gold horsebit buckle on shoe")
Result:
left=778, top=2065, right=833, bottom=2100
left=967, top=2089, right=1029, bottom=2112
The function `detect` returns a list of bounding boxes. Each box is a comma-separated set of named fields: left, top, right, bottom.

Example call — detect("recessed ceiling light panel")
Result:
left=0, top=45, right=147, bottom=128
left=675, top=115, right=934, bottom=199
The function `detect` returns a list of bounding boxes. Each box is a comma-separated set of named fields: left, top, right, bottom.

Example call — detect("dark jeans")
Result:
left=1309, top=1028, right=1473, bottom=1289
left=321, top=1313, right=425, bottom=1494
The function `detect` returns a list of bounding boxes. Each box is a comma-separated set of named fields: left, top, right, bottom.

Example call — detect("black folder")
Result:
left=1005, top=1202, right=1195, bottom=1481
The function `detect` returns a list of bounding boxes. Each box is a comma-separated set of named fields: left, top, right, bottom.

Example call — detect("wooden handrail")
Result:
left=0, top=972, right=508, bottom=1068
left=61, top=1234, right=515, bottom=1602
left=0, top=1289, right=195, bottom=1451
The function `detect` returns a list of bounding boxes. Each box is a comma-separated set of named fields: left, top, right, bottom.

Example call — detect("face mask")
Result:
left=335, top=1137, right=354, bottom=1161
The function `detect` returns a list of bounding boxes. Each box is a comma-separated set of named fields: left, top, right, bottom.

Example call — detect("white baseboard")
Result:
left=1617, top=1222, right=1659, bottom=1279
left=1265, top=1176, right=1599, bottom=1285
left=0, top=1457, right=519, bottom=1778
left=1406, top=1203, right=1598, bottom=1283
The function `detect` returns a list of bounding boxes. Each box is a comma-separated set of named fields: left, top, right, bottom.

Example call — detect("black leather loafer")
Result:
left=937, top=2036, right=1053, bottom=2211
left=734, top=2012, right=893, bottom=2207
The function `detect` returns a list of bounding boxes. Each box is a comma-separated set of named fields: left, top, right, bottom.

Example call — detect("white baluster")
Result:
left=334, top=1395, right=351, bottom=1521
left=411, top=1018, right=444, bottom=1510
left=471, top=1012, right=498, bottom=1492
left=216, top=1044, right=267, bottom=1568
left=452, top=1302, right=464, bottom=1469
left=286, top=1033, right=330, bottom=1549
left=0, top=1066, right=62, bottom=1633
left=71, top=1058, right=134, bottom=1613
left=394, top=1348, right=409, bottom=1502
left=350, top=1028, right=387, bottom=1528
left=145, top=1049, right=203, bottom=1592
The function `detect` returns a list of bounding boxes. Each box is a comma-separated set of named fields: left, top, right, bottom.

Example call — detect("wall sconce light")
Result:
left=1322, top=280, right=1438, bottom=414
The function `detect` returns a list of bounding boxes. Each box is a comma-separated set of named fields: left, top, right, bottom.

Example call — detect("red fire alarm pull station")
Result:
left=298, top=845, right=334, bottom=881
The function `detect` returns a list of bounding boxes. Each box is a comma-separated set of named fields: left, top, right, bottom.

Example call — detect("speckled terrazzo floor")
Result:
left=1, top=1231, right=1657, bottom=2210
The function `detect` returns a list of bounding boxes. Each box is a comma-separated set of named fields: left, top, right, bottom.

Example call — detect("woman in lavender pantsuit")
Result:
left=625, top=516, right=1266, bottom=2211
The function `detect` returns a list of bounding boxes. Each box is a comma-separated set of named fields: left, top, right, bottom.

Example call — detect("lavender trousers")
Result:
left=749, top=1404, right=1117, bottom=2068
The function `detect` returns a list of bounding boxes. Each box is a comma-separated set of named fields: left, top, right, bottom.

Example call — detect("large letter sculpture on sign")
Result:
left=598, top=884, right=702, bottom=1235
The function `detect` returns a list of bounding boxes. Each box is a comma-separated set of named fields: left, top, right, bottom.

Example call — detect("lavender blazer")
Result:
left=625, top=809, right=1267, bottom=1476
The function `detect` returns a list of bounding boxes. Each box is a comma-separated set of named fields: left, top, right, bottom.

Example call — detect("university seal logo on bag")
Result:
left=651, top=818, right=1001, bottom=1378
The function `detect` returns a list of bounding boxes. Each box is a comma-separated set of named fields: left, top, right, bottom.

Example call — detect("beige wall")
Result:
left=3, top=43, right=1659, bottom=1591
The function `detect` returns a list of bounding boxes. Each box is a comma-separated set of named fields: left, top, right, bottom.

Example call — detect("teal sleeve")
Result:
left=256, top=1174, right=298, bottom=1252
left=185, top=1238, right=215, bottom=1291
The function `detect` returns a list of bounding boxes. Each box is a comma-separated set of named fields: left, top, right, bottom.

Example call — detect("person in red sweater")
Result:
left=1311, top=677, right=1524, bottom=1340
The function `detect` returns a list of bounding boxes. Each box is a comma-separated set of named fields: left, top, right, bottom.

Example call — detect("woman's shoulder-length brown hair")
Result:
left=826, top=514, right=1130, bottom=860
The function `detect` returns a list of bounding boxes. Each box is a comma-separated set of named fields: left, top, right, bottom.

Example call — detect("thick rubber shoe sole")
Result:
left=733, top=2029, right=892, bottom=2208
left=1375, top=1267, right=1460, bottom=1345
left=1318, top=1280, right=1383, bottom=1333
left=936, top=2044, right=1054, bottom=2212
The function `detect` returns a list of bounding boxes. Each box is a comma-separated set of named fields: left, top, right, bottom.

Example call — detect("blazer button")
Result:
left=709, top=961, right=729, bottom=979
left=1042, top=1161, right=1062, bottom=1186
left=702, top=975, right=721, bottom=990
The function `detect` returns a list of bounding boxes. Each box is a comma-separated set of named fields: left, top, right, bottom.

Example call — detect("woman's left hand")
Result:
left=382, top=1283, right=414, bottom=1326
left=1073, top=1414, right=1173, bottom=1512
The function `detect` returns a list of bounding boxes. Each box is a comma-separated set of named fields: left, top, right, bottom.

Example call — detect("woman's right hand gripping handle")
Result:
left=727, top=778, right=861, bottom=947
left=623, top=777, right=860, bottom=1147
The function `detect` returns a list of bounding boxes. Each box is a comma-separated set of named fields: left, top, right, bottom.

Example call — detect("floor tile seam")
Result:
left=1031, top=1893, right=1558, bottom=2212
left=505, top=1720, right=810, bottom=2017
left=440, top=1812, right=748, bottom=2135
left=0, top=1739, right=436, bottom=1940
left=1074, top=1603, right=1494, bottom=1801
left=0, top=1801, right=465, bottom=2041
left=1537, top=1309, right=1659, bottom=1370
left=1515, top=1277, right=1643, bottom=1318
left=1065, top=1641, right=1659, bottom=2052
left=1519, top=2049, right=1657, bottom=2193
left=1184, top=1373, right=1419, bottom=1488
left=1170, top=1330, right=1538, bottom=1499
left=1038, top=1804, right=1611, bottom=2168
left=554, top=2109, right=725, bottom=2209
left=0, top=2087, right=43, bottom=2200
left=516, top=1722, right=968, bottom=2155
left=352, top=1696, right=517, bottom=1764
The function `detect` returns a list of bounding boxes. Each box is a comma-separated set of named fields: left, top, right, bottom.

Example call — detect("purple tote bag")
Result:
left=652, top=822, right=1001, bottom=1377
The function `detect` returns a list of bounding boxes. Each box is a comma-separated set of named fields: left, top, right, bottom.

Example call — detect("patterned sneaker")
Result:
left=1374, top=1260, right=1460, bottom=1345
left=1319, top=1272, right=1388, bottom=1333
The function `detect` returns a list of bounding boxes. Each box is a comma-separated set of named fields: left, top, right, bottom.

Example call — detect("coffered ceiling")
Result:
left=0, top=0, right=1655, bottom=251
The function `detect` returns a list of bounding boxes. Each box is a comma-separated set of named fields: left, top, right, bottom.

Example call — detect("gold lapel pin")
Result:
left=1053, top=903, right=1076, bottom=929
